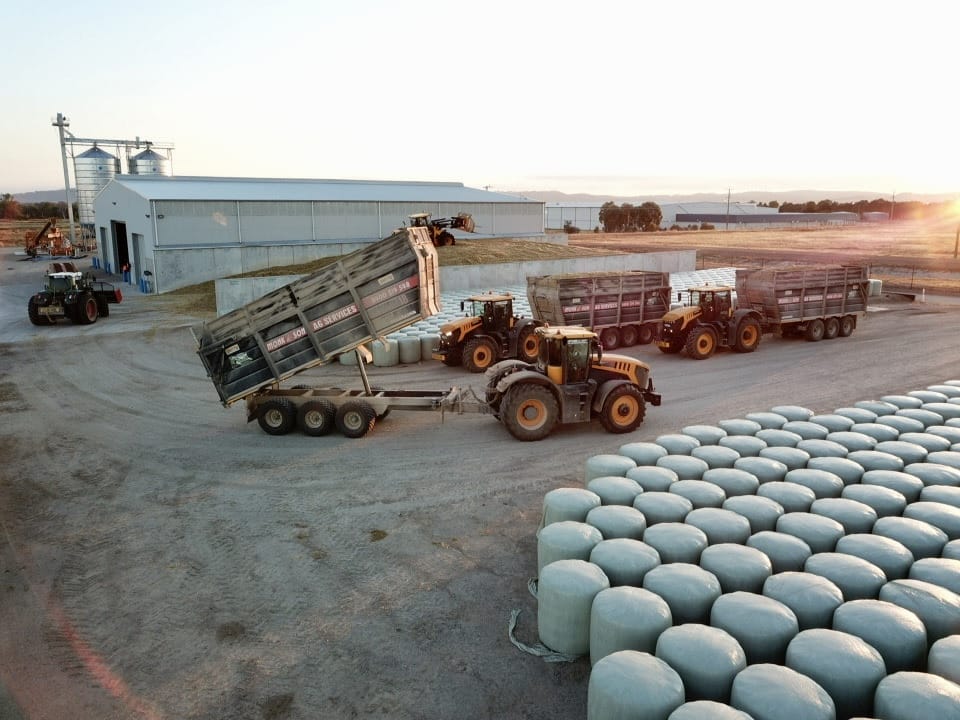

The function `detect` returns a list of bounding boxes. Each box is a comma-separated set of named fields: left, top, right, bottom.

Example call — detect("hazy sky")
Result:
left=3, top=0, right=957, bottom=198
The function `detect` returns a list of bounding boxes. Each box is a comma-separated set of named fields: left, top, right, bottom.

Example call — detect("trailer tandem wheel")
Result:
left=335, top=401, right=377, bottom=438
left=258, top=398, right=297, bottom=435
left=824, top=317, right=840, bottom=340
left=298, top=399, right=337, bottom=436
left=620, top=325, right=640, bottom=347
left=839, top=316, right=855, bottom=337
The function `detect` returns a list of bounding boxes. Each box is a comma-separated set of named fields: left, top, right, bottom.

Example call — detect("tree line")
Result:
left=0, top=194, right=76, bottom=220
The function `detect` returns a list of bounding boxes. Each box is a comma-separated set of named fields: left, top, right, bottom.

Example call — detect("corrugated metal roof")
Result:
left=107, top=175, right=535, bottom=203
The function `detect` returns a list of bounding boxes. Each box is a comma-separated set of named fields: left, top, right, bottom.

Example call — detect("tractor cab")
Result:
left=687, top=286, right=735, bottom=322
left=536, top=325, right=599, bottom=385
left=462, top=292, right=515, bottom=333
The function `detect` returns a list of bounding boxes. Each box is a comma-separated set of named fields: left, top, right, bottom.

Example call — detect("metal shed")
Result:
left=93, top=176, right=544, bottom=293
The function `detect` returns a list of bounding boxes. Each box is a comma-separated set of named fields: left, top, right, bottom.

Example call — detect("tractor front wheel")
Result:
left=600, top=385, right=646, bottom=434
left=685, top=326, right=718, bottom=359
left=463, top=338, right=497, bottom=373
left=501, top=384, right=558, bottom=441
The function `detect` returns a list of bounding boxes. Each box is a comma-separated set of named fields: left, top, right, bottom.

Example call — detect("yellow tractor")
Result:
left=484, top=325, right=661, bottom=441
left=657, top=286, right=762, bottom=359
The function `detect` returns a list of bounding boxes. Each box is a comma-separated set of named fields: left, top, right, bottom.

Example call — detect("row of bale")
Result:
left=532, top=381, right=960, bottom=720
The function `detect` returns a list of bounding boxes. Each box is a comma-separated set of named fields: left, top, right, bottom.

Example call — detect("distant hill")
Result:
left=506, top=189, right=956, bottom=204
left=11, top=189, right=76, bottom=203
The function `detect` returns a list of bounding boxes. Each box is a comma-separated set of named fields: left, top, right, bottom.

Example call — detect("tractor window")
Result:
left=566, top=339, right=590, bottom=383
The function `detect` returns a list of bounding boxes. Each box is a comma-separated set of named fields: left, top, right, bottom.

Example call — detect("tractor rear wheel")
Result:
left=517, top=326, right=540, bottom=363
left=502, top=384, right=558, bottom=441
left=734, top=318, right=761, bottom=353
left=79, top=294, right=99, bottom=324
left=685, top=326, right=718, bottom=359
left=620, top=325, right=640, bottom=347
left=257, top=398, right=297, bottom=435
left=298, top=399, right=336, bottom=436
left=824, top=317, right=840, bottom=339
left=805, top=319, right=825, bottom=342
left=335, top=401, right=376, bottom=438
left=600, top=385, right=646, bottom=434
left=839, top=315, right=856, bottom=337
left=463, top=338, right=497, bottom=373
left=599, top=327, right=621, bottom=350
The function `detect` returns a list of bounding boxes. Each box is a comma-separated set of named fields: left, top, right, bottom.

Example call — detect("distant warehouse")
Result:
left=93, top=176, right=544, bottom=293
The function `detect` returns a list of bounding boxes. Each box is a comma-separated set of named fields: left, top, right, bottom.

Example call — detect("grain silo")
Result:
left=128, top=146, right=171, bottom=176
left=74, top=145, right=121, bottom=226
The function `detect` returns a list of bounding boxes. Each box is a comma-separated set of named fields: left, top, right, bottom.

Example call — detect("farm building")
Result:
left=93, top=176, right=544, bottom=293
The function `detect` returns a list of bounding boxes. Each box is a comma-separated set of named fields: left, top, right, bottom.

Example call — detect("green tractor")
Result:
left=28, top=265, right=123, bottom=326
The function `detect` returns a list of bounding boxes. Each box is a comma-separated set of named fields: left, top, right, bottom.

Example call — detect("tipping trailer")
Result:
left=526, top=271, right=672, bottom=350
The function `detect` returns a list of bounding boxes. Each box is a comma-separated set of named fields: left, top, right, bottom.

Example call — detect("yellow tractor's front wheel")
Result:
left=600, top=385, right=646, bottom=434
left=463, top=338, right=497, bottom=373
left=685, top=326, right=718, bottom=360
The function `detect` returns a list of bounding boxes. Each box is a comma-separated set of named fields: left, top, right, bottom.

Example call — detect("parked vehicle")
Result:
left=28, top=263, right=122, bottom=325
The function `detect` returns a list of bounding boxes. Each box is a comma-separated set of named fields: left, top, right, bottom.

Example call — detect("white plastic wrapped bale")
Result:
left=759, top=446, right=811, bottom=471
left=757, top=482, right=817, bottom=513
left=908, top=557, right=960, bottom=594
left=850, top=422, right=901, bottom=442
left=873, top=516, right=949, bottom=559
left=634, top=492, right=694, bottom=525
left=589, top=586, right=673, bottom=665
left=667, top=700, right=755, bottom=720
left=904, top=501, right=960, bottom=540
left=755, top=428, right=803, bottom=448
left=747, top=531, right=813, bottom=573
left=710, top=592, right=800, bottom=665
left=847, top=449, right=906, bottom=472
left=874, top=440, right=929, bottom=465
left=861, top=469, right=924, bottom=502
left=746, top=411, right=789, bottom=429
left=945, top=540, right=960, bottom=559
left=927, top=425, right=960, bottom=445
left=898, top=432, right=952, bottom=453
left=626, top=466, right=679, bottom=493
left=928, top=635, right=960, bottom=685
left=722, top=496, right=786, bottom=535
left=686, top=508, right=753, bottom=545
left=804, top=552, right=887, bottom=601
left=669, top=479, right=727, bottom=509
left=832, top=599, right=928, bottom=673
left=718, top=419, right=763, bottom=437
left=642, top=563, right=722, bottom=624
left=699, top=543, right=773, bottom=594
left=808, top=414, right=856, bottom=432
left=921, top=485, right=960, bottom=508
left=590, top=538, right=662, bottom=587
left=776, top=512, right=845, bottom=554
left=763, top=571, right=843, bottom=630
left=785, top=628, right=886, bottom=720
left=585, top=454, right=638, bottom=482
left=537, top=559, right=610, bottom=655
left=781, top=421, right=830, bottom=441
left=541, top=487, right=602, bottom=526
left=810, top=498, right=878, bottom=534
left=655, top=624, right=747, bottom=703
left=642, top=522, right=709, bottom=564
left=731, top=664, right=835, bottom=720
left=807, top=456, right=864, bottom=485
left=718, top=435, right=768, bottom=457
left=396, top=335, right=421, bottom=364
left=903, top=462, right=960, bottom=487
left=537, top=521, right=604, bottom=574
left=692, top=445, right=742, bottom=469
left=875, top=414, right=926, bottom=434
left=882, top=394, right=924, bottom=409
left=896, top=408, right=946, bottom=428
left=682, top=424, right=728, bottom=446
left=878, top=578, right=960, bottom=644
left=618, top=441, right=669, bottom=466
left=657, top=455, right=710, bottom=481
left=586, top=505, right=647, bottom=540
left=655, top=433, right=702, bottom=456
left=833, top=406, right=879, bottom=424
left=786, top=468, right=845, bottom=499
left=841, top=484, right=907, bottom=518
left=873, top=671, right=960, bottom=720
left=370, top=338, right=399, bottom=367
left=586, top=476, right=644, bottom=506
left=854, top=400, right=899, bottom=417
left=928, top=384, right=960, bottom=398
left=796, top=439, right=849, bottom=459
left=735, top=456, right=790, bottom=484
left=418, top=332, right=439, bottom=359
left=825, top=431, right=879, bottom=452
left=587, top=650, right=685, bottom=720
left=704, top=468, right=761, bottom=498
left=770, top=405, right=815, bottom=422
left=835, top=533, right=915, bottom=580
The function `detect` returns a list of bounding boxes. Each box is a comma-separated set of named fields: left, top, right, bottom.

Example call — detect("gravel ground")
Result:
left=1, top=249, right=958, bottom=720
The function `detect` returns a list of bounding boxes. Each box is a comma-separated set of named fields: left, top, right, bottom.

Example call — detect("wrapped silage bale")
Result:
left=763, top=571, right=843, bottom=630
left=704, top=468, right=761, bottom=498
left=898, top=431, right=952, bottom=453
left=760, top=446, right=811, bottom=471
left=841, top=484, right=908, bottom=518
left=590, top=538, right=661, bottom=587
left=882, top=394, right=925, bottom=409
left=642, top=522, right=709, bottom=564
left=627, top=466, right=679, bottom=493
left=903, top=462, right=960, bottom=487
left=927, top=635, right=960, bottom=685
left=861, top=469, right=924, bottom=502
left=748, top=531, right=812, bottom=573
left=541, top=487, right=602, bottom=526
left=945, top=539, right=960, bottom=559
left=586, top=476, right=643, bottom=506
left=746, top=411, right=789, bottom=429
left=710, top=592, right=800, bottom=665
left=874, top=440, right=929, bottom=465
left=809, top=413, right=856, bottom=432
left=693, top=445, right=742, bottom=469
left=770, top=405, right=815, bottom=422
left=878, top=578, right=960, bottom=644
left=921, top=484, right=960, bottom=508
left=370, top=338, right=399, bottom=367
left=735, top=456, right=789, bottom=484
left=854, top=400, right=899, bottom=417
left=757, top=481, right=817, bottom=513
left=655, top=433, right=701, bottom=455
left=804, top=552, right=887, bottom=601
left=897, top=408, right=946, bottom=428
left=657, top=455, right=710, bottom=481
left=796, top=439, right=849, bottom=459
left=908, top=557, right=960, bottom=594
left=418, top=332, right=439, bottom=359
left=537, top=559, right=609, bottom=655
left=723, top=496, right=784, bottom=534
left=873, top=671, right=960, bottom=720
left=585, top=454, right=637, bottom=482
left=586, top=505, right=647, bottom=540
left=589, top=586, right=672, bottom=665
left=808, top=456, right=864, bottom=485
left=718, top=435, right=768, bottom=457
left=667, top=700, right=755, bottom=720
left=786, top=468, right=845, bottom=499
left=686, top=508, right=753, bottom=545
left=669, top=479, right=727, bottom=509
left=718, top=419, right=763, bottom=437
left=634, top=492, right=693, bottom=526
left=587, top=650, right=685, bottom=720
left=833, top=406, right=878, bottom=424
left=873, top=516, right=948, bottom=559
left=810, top=498, right=878, bottom=534
left=618, top=441, right=669, bottom=466
left=682, top=424, right=728, bottom=446
left=699, top=543, right=773, bottom=594
left=781, top=420, right=830, bottom=441
left=847, top=449, right=905, bottom=472
left=832, top=598, right=928, bottom=673
left=776, top=512, right=845, bottom=554
left=730, top=664, right=835, bottom=720
left=642, top=563, right=722, bottom=624
left=926, top=450, right=960, bottom=470
left=396, top=335, right=421, bottom=364
left=537, top=521, right=603, bottom=574
left=655, top=624, right=747, bottom=703
left=755, top=428, right=803, bottom=448
left=906, top=390, right=948, bottom=403
left=825, top=431, right=878, bottom=452
left=785, top=628, right=886, bottom=720
left=904, top=501, right=960, bottom=540
left=928, top=384, right=960, bottom=398
left=835, top=533, right=915, bottom=580
left=876, top=414, right=926, bottom=434
left=927, top=425, right=960, bottom=445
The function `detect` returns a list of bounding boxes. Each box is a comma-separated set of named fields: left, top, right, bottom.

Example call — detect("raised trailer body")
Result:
left=526, top=271, right=671, bottom=349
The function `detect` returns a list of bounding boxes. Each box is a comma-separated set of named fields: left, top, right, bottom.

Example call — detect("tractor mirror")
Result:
left=460, top=301, right=465, bottom=312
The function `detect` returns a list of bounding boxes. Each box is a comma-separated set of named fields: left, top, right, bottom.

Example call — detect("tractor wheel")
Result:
left=28, top=297, right=54, bottom=325
left=658, top=340, right=683, bottom=354
left=79, top=294, right=99, bottom=325
left=734, top=317, right=761, bottom=353
left=463, top=338, right=497, bottom=373
left=638, top=324, right=655, bottom=345
left=620, top=325, right=640, bottom=347
left=805, top=319, right=825, bottom=342
left=600, top=385, right=646, bottom=434
left=599, top=327, right=621, bottom=350
left=257, top=398, right=297, bottom=435
left=517, top=326, right=540, bottom=363
left=685, top=326, right=718, bottom=359
left=298, top=399, right=336, bottom=436
left=502, top=384, right=558, bottom=442
left=335, top=401, right=376, bottom=438
left=839, top=315, right=856, bottom=337
left=823, top=317, right=840, bottom=340
left=438, top=231, right=456, bottom=246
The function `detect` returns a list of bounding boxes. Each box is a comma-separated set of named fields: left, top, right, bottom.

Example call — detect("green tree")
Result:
left=0, top=193, right=20, bottom=220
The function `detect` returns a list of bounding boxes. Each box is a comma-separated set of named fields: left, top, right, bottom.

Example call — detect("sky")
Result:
left=2, top=0, right=957, bottom=199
